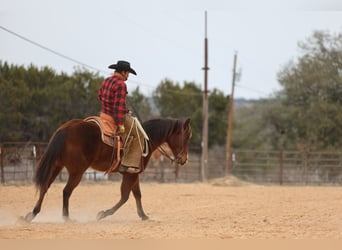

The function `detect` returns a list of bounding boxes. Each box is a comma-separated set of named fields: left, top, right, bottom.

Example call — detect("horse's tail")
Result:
left=34, top=128, right=66, bottom=189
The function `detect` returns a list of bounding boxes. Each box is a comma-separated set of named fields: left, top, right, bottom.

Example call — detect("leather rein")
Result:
left=155, top=143, right=185, bottom=164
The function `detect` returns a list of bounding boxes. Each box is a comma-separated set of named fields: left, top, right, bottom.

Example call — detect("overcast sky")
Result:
left=1, top=0, right=342, bottom=99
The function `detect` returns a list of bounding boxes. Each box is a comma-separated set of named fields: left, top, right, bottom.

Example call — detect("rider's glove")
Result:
left=117, top=125, right=125, bottom=134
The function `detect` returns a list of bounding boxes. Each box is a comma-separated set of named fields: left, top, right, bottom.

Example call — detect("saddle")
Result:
left=84, top=113, right=122, bottom=173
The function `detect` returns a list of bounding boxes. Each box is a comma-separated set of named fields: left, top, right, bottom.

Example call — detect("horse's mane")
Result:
left=142, top=118, right=183, bottom=142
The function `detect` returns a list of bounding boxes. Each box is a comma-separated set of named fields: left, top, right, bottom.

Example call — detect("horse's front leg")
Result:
left=132, top=176, right=149, bottom=220
left=96, top=173, right=138, bottom=221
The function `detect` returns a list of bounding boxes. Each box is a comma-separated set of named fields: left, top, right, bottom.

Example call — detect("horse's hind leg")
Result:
left=24, top=165, right=62, bottom=222
left=96, top=173, right=138, bottom=221
left=24, top=187, right=47, bottom=222
left=62, top=172, right=84, bottom=221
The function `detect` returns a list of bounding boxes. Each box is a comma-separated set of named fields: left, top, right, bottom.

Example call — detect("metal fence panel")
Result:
left=231, top=150, right=342, bottom=185
left=1, top=142, right=342, bottom=185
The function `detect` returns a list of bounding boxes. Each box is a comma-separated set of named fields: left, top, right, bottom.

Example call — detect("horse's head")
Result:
left=167, top=118, right=192, bottom=165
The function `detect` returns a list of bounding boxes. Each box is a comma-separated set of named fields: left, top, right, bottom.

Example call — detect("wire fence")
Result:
left=1, top=142, right=342, bottom=185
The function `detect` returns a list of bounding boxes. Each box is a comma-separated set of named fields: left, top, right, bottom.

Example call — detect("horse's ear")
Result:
left=183, top=118, right=191, bottom=128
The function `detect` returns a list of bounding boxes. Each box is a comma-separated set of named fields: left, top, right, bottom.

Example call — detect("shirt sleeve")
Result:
left=97, top=87, right=102, bottom=101
left=113, top=81, right=128, bottom=125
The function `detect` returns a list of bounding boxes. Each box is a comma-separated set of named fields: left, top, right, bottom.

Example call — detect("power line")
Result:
left=0, top=25, right=206, bottom=97
left=0, top=25, right=104, bottom=73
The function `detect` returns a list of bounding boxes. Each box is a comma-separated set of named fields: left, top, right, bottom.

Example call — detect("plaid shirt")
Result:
left=98, top=75, right=128, bottom=126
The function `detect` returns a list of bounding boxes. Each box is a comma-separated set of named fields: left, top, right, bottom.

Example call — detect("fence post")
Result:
left=0, top=144, right=5, bottom=184
left=32, top=145, right=37, bottom=180
left=302, top=151, right=308, bottom=184
left=279, top=149, right=283, bottom=185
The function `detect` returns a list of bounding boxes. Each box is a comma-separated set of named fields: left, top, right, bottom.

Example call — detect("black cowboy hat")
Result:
left=108, top=60, right=137, bottom=75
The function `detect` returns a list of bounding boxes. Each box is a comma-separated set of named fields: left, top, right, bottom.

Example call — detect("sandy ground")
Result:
left=1, top=176, right=342, bottom=239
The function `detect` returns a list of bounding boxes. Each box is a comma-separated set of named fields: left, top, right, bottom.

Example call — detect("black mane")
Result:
left=142, top=118, right=183, bottom=144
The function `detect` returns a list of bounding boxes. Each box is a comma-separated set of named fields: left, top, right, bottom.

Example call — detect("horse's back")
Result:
left=61, top=119, right=101, bottom=145
left=57, top=119, right=100, bottom=136
left=54, top=119, right=103, bottom=165
left=57, top=119, right=84, bottom=131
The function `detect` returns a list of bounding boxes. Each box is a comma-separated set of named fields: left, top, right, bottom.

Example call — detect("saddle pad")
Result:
left=84, top=116, right=115, bottom=137
left=84, top=116, right=120, bottom=147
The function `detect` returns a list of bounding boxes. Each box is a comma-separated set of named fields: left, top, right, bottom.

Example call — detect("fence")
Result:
left=1, top=142, right=342, bottom=185
left=0, top=142, right=202, bottom=184
left=0, top=142, right=109, bottom=183
left=0, top=142, right=46, bottom=183
left=230, top=150, right=342, bottom=185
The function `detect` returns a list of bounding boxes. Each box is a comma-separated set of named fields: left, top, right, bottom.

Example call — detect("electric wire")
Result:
left=0, top=25, right=104, bottom=73
left=1, top=25, right=267, bottom=98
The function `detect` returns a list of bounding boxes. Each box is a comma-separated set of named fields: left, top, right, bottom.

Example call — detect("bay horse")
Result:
left=23, top=117, right=191, bottom=222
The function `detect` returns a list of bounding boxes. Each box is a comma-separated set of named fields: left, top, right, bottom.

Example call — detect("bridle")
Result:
left=165, top=124, right=191, bottom=165
left=156, top=144, right=186, bottom=165
left=147, top=128, right=189, bottom=165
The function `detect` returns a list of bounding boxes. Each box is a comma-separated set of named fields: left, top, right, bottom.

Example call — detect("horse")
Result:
left=23, top=117, right=192, bottom=222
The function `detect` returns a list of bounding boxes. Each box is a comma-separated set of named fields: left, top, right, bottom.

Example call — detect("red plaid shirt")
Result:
left=98, top=75, right=128, bottom=126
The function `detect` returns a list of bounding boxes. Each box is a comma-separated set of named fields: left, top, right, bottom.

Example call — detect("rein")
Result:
left=157, top=144, right=175, bottom=163
left=153, top=143, right=185, bottom=164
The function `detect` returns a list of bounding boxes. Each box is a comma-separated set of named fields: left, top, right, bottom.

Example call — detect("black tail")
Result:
left=35, top=129, right=66, bottom=189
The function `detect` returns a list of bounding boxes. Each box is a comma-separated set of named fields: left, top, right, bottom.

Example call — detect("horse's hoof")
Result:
left=63, top=216, right=76, bottom=223
left=24, top=212, right=35, bottom=223
left=96, top=211, right=106, bottom=221
left=17, top=216, right=30, bottom=225
left=141, top=215, right=149, bottom=221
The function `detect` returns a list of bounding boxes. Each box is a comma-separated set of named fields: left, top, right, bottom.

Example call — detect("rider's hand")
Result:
left=117, top=125, right=125, bottom=134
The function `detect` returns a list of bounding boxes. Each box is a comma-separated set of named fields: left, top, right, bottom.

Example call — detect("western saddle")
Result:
left=84, top=112, right=122, bottom=173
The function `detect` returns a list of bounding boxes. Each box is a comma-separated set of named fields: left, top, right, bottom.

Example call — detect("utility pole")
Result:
left=226, top=52, right=237, bottom=175
left=201, top=11, right=209, bottom=182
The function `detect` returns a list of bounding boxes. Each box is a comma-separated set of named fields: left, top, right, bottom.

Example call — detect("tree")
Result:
left=0, top=63, right=30, bottom=141
left=62, top=68, right=102, bottom=119
left=275, top=31, right=342, bottom=150
left=153, top=79, right=202, bottom=147
left=233, top=99, right=276, bottom=150
left=153, top=79, right=229, bottom=148
left=208, top=89, right=229, bottom=146
left=126, top=86, right=152, bottom=122
left=0, top=62, right=103, bottom=141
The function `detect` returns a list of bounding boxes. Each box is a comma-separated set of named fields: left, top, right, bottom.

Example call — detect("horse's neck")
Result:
left=145, top=121, right=172, bottom=152
left=149, top=138, right=167, bottom=152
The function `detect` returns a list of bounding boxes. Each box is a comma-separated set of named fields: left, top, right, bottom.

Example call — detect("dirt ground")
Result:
left=1, top=176, right=342, bottom=239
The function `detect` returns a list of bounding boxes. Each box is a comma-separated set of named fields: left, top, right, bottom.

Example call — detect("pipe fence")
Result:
left=1, top=142, right=342, bottom=185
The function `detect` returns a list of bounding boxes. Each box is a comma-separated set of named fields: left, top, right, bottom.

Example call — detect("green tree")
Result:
left=0, top=62, right=103, bottom=141
left=208, top=89, right=229, bottom=146
left=153, top=79, right=202, bottom=147
left=0, top=63, right=30, bottom=141
left=153, top=79, right=229, bottom=148
left=233, top=100, right=271, bottom=149
left=275, top=31, right=342, bottom=150
left=21, top=65, right=61, bottom=140
left=126, top=86, right=152, bottom=122
left=62, top=68, right=102, bottom=119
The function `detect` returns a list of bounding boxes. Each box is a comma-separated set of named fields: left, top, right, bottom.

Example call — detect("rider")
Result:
left=98, top=60, right=146, bottom=174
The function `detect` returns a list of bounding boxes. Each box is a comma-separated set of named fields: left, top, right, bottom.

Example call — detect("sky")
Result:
left=1, top=0, right=342, bottom=99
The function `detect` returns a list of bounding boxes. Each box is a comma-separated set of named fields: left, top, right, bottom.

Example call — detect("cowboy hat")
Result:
left=108, top=60, right=137, bottom=75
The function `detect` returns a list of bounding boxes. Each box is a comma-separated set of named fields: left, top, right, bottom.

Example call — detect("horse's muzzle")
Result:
left=176, top=154, right=188, bottom=165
